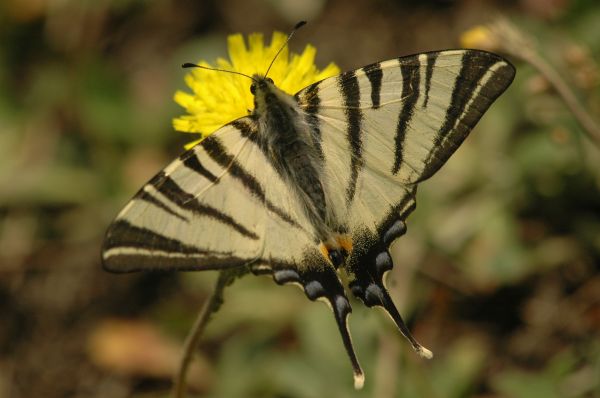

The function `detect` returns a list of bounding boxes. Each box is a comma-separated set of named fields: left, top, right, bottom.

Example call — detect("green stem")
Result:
left=524, top=49, right=600, bottom=147
left=493, top=18, right=600, bottom=148
left=172, top=269, right=244, bottom=398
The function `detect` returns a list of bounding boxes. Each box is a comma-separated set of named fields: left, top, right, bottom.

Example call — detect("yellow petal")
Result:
left=173, top=30, right=340, bottom=147
left=460, top=25, right=498, bottom=51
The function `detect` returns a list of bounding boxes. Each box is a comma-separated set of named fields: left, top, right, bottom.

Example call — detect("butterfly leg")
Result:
left=347, top=220, right=433, bottom=359
left=271, top=261, right=365, bottom=389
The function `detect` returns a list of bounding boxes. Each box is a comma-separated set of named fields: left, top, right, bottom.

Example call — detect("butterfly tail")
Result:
left=271, top=256, right=365, bottom=389
left=348, top=219, right=433, bottom=359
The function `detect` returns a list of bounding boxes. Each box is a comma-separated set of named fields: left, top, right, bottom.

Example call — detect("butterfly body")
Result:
left=251, top=75, right=336, bottom=249
left=102, top=50, right=515, bottom=388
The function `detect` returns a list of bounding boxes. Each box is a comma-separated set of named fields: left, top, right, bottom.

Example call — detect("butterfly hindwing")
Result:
left=270, top=251, right=363, bottom=386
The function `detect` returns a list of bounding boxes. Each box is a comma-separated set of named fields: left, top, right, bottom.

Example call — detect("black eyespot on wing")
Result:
left=272, top=268, right=300, bottom=284
left=382, top=220, right=407, bottom=246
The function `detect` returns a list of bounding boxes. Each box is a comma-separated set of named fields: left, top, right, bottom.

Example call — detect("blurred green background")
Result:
left=0, top=0, right=599, bottom=397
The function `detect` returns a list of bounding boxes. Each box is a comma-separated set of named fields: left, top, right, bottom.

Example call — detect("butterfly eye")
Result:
left=266, top=77, right=274, bottom=84
left=250, top=83, right=256, bottom=95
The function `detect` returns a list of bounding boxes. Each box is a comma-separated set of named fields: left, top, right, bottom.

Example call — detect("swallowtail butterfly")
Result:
left=102, top=24, right=515, bottom=388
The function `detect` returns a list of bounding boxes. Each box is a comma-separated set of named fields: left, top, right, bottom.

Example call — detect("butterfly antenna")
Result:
left=182, top=63, right=257, bottom=82
left=264, top=20, right=307, bottom=78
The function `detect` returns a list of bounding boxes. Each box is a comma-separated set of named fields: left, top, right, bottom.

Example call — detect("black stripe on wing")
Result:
left=180, top=151, right=219, bottom=183
left=102, top=220, right=261, bottom=273
left=339, top=70, right=364, bottom=204
left=231, top=117, right=260, bottom=144
left=423, top=52, right=438, bottom=108
left=104, top=253, right=254, bottom=273
left=150, top=173, right=259, bottom=240
left=393, top=55, right=421, bottom=174
left=438, top=51, right=498, bottom=140
left=103, top=219, right=210, bottom=255
left=134, top=188, right=188, bottom=222
left=364, top=62, right=383, bottom=109
left=200, top=135, right=302, bottom=229
left=296, top=82, right=324, bottom=160
left=419, top=51, right=515, bottom=181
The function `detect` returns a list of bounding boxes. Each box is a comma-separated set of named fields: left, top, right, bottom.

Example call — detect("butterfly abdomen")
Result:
left=283, top=145, right=328, bottom=235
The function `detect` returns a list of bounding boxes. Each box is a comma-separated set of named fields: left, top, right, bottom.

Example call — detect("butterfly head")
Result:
left=249, top=75, right=298, bottom=120
left=249, top=76, right=274, bottom=95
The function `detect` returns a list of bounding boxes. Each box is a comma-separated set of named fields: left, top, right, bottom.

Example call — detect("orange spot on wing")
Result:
left=337, top=235, right=353, bottom=253
left=319, top=235, right=353, bottom=265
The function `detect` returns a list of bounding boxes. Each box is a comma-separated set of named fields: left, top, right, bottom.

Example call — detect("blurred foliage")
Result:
left=0, top=0, right=599, bottom=398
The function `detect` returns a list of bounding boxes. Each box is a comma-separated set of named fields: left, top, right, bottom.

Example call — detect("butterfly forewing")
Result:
left=102, top=116, right=325, bottom=274
left=296, top=49, right=515, bottom=233
left=102, top=118, right=270, bottom=272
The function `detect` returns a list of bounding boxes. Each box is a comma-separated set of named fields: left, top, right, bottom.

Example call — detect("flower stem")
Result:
left=490, top=18, right=600, bottom=148
left=523, top=50, right=600, bottom=147
left=172, top=269, right=246, bottom=398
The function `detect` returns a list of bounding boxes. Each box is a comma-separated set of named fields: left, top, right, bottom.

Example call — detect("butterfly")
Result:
left=102, top=28, right=515, bottom=388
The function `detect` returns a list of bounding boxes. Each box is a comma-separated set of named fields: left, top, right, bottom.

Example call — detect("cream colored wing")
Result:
left=101, top=117, right=314, bottom=273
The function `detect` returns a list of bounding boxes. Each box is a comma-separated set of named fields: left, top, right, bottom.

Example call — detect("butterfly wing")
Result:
left=295, top=49, right=515, bottom=353
left=102, top=116, right=313, bottom=273
left=102, top=114, right=362, bottom=383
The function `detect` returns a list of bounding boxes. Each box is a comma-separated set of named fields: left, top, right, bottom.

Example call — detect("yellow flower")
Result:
left=173, top=31, right=341, bottom=148
left=460, top=25, right=499, bottom=51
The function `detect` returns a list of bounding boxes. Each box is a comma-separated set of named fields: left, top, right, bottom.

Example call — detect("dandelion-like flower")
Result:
left=460, top=25, right=498, bottom=50
left=173, top=31, right=340, bottom=148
